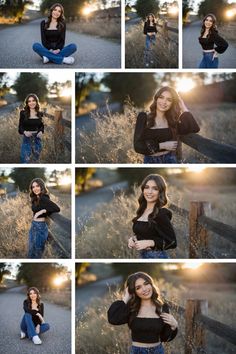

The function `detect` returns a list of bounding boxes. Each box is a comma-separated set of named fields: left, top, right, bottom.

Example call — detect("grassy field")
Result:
left=76, top=183, right=236, bottom=259
left=0, top=104, right=71, bottom=163
left=125, top=22, right=178, bottom=68
left=76, top=102, right=236, bottom=164
left=76, top=278, right=236, bottom=354
left=0, top=191, right=70, bottom=258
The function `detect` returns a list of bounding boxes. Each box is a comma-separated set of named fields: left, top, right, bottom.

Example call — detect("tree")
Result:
left=102, top=73, right=157, bottom=107
left=10, top=168, right=46, bottom=191
left=76, top=168, right=96, bottom=192
left=75, top=73, right=100, bottom=113
left=40, top=0, right=86, bottom=18
left=182, top=0, right=192, bottom=24
left=135, top=0, right=159, bottom=19
left=198, top=0, right=228, bottom=23
left=0, top=73, right=10, bottom=98
left=12, top=73, right=48, bottom=101
left=0, top=263, right=10, bottom=284
left=0, top=0, right=32, bottom=22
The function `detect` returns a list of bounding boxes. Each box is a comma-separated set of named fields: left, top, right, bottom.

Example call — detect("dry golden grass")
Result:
left=76, top=279, right=236, bottom=354
left=67, top=18, right=121, bottom=40
left=76, top=184, right=236, bottom=259
left=0, top=192, right=69, bottom=258
left=41, top=289, right=71, bottom=309
left=0, top=104, right=71, bottom=163
left=220, top=22, right=236, bottom=42
left=125, top=22, right=178, bottom=68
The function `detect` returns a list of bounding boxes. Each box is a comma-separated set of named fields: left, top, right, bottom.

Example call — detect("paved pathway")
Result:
left=0, top=19, right=121, bottom=68
left=183, top=21, right=236, bottom=68
left=0, top=286, right=71, bottom=354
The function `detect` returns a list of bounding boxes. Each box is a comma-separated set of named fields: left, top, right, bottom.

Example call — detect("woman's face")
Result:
left=52, top=6, right=62, bottom=20
left=204, top=16, right=214, bottom=29
left=29, top=290, right=38, bottom=301
left=32, top=182, right=41, bottom=196
left=27, top=96, right=37, bottom=110
left=156, top=90, right=173, bottom=112
left=135, top=277, right=153, bottom=300
left=148, top=15, right=154, bottom=21
left=143, top=179, right=159, bottom=204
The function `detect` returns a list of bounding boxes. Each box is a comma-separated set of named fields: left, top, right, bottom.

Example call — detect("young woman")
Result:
left=20, top=287, right=50, bottom=345
left=108, top=272, right=178, bottom=354
left=198, top=13, right=228, bottom=68
left=128, top=174, right=176, bottom=259
left=143, top=13, right=158, bottom=50
left=134, top=86, right=200, bottom=163
left=32, top=3, right=77, bottom=65
left=28, top=178, right=60, bottom=259
left=18, top=94, right=44, bottom=164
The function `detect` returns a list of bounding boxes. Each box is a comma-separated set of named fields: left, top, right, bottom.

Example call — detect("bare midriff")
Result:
left=34, top=217, right=46, bottom=222
left=132, top=341, right=161, bottom=348
left=150, top=150, right=170, bottom=157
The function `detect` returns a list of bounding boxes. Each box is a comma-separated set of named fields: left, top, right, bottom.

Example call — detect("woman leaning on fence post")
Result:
left=108, top=272, right=178, bottom=354
left=28, top=178, right=60, bottom=259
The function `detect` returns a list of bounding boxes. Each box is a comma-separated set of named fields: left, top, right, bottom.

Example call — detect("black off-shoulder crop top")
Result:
left=32, top=194, right=60, bottom=218
left=108, top=300, right=178, bottom=343
left=18, top=110, right=44, bottom=135
left=199, top=30, right=228, bottom=54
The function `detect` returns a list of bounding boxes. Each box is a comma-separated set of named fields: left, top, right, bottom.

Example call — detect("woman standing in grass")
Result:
left=198, top=14, right=228, bottom=69
left=108, top=272, right=178, bottom=354
left=32, top=3, right=77, bottom=65
left=128, top=174, right=176, bottom=259
left=28, top=178, right=60, bottom=259
left=134, top=86, right=200, bottom=163
left=143, top=13, right=158, bottom=50
left=18, top=94, right=44, bottom=163
left=20, top=287, right=50, bottom=345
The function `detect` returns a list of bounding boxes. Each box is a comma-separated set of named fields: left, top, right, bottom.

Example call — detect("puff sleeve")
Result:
left=177, top=112, right=200, bottom=135
left=152, top=208, right=177, bottom=251
left=107, top=300, right=129, bottom=325
left=160, top=303, right=178, bottom=342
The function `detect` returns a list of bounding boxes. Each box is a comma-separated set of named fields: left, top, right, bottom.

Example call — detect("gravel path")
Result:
left=183, top=21, right=236, bottom=68
left=0, top=18, right=121, bottom=68
left=0, top=286, right=71, bottom=354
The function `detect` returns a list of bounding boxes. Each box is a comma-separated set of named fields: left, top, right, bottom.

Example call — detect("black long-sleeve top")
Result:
left=41, top=20, right=66, bottom=50
left=199, top=30, right=228, bottom=53
left=134, top=111, right=200, bottom=155
left=133, top=208, right=177, bottom=251
left=143, top=21, right=157, bottom=35
left=23, top=299, right=44, bottom=327
left=32, top=194, right=60, bottom=218
left=18, top=110, right=44, bottom=135
left=108, top=301, right=178, bottom=343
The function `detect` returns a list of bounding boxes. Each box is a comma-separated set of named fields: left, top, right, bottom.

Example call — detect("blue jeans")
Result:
left=28, top=221, right=48, bottom=259
left=140, top=250, right=169, bottom=259
left=20, top=135, right=42, bottom=163
left=20, top=313, right=50, bottom=339
left=199, top=52, right=219, bottom=68
left=32, top=43, right=77, bottom=64
left=144, top=152, right=177, bottom=164
left=146, top=34, right=156, bottom=50
left=130, top=344, right=164, bottom=354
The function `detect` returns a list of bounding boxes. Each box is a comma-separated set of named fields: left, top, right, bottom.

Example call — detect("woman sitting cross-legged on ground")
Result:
left=108, top=272, right=178, bottom=354
left=32, top=3, right=77, bottom=65
left=20, top=287, right=50, bottom=345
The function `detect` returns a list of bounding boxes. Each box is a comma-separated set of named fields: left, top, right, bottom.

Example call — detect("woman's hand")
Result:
left=37, top=131, right=43, bottom=139
left=134, top=240, right=155, bottom=250
left=160, top=313, right=178, bottom=330
left=33, top=209, right=47, bottom=220
left=212, top=50, right=218, bottom=60
left=122, top=287, right=132, bottom=304
left=177, top=94, right=189, bottom=113
left=52, top=49, right=60, bottom=54
left=36, top=313, right=45, bottom=323
left=24, top=131, right=32, bottom=137
left=159, top=141, right=178, bottom=151
left=128, top=236, right=136, bottom=249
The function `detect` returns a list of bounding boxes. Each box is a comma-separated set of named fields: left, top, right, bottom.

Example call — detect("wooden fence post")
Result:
left=54, top=109, right=65, bottom=153
left=189, top=201, right=210, bottom=258
left=185, top=299, right=208, bottom=354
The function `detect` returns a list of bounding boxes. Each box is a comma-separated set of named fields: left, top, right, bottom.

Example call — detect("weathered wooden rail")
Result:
left=170, top=201, right=236, bottom=258
left=168, top=299, right=236, bottom=353
left=180, top=133, right=236, bottom=163
left=49, top=213, right=71, bottom=258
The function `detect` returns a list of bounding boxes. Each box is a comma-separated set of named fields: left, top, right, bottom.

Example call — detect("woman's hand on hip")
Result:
left=160, top=313, right=178, bottom=330
left=24, top=131, right=32, bottom=137
left=37, top=131, right=43, bottom=139
left=159, top=141, right=178, bottom=151
left=128, top=236, right=136, bottom=249
left=134, top=240, right=155, bottom=250
left=212, top=50, right=218, bottom=60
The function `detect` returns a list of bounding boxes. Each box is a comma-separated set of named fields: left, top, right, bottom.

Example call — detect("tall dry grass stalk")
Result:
left=125, top=22, right=178, bottom=68
left=76, top=279, right=236, bottom=354
left=0, top=192, right=64, bottom=258
left=68, top=19, right=121, bottom=40
left=0, top=104, right=70, bottom=163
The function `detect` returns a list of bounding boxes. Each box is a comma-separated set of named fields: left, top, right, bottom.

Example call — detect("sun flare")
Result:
left=59, top=175, right=71, bottom=186
left=168, top=6, right=179, bottom=16
left=183, top=262, right=204, bottom=270
left=60, top=87, right=71, bottom=97
left=53, top=275, right=66, bottom=286
left=176, top=78, right=195, bottom=93
left=187, top=166, right=206, bottom=173
left=82, top=6, right=93, bottom=16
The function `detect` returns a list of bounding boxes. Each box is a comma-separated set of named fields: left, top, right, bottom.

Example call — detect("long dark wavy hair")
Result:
left=23, top=94, right=41, bottom=119
left=26, top=287, right=42, bottom=311
left=200, top=13, right=217, bottom=38
left=125, top=272, right=164, bottom=327
left=133, top=174, right=168, bottom=224
left=145, top=13, right=157, bottom=25
left=45, top=3, right=65, bottom=29
left=147, top=86, right=181, bottom=139
left=29, top=178, right=49, bottom=206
